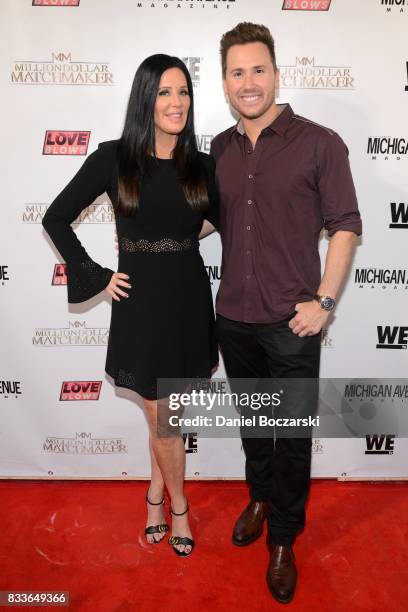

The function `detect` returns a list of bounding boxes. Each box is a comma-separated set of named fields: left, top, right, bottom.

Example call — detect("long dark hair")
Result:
left=117, top=54, right=208, bottom=216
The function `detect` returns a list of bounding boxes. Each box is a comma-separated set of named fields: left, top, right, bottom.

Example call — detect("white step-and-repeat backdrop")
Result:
left=1, top=0, right=407, bottom=479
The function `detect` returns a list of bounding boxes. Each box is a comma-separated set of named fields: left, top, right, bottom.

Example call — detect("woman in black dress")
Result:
left=42, top=55, right=219, bottom=557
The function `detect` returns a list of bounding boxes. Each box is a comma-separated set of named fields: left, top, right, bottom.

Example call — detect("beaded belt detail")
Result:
left=119, top=237, right=198, bottom=253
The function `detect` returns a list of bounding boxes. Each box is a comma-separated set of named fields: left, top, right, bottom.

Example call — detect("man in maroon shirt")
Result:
left=210, top=22, right=362, bottom=603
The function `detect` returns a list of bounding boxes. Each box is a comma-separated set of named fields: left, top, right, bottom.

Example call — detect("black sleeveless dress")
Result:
left=42, top=139, right=219, bottom=399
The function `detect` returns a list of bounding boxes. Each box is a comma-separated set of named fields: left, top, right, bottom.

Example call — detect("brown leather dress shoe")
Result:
left=266, top=538, right=297, bottom=604
left=232, top=500, right=268, bottom=546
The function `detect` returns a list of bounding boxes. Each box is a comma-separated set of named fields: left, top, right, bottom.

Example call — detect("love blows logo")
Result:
left=52, top=264, right=67, bottom=285
left=33, top=1, right=80, bottom=6
left=282, top=0, right=332, bottom=9
left=43, top=131, right=90, bottom=155
left=60, top=381, right=102, bottom=401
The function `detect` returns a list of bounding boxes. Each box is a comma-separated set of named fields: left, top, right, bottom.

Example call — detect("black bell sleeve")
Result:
left=42, top=142, right=116, bottom=303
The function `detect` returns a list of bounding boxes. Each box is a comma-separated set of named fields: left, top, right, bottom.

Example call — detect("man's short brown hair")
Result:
left=220, top=22, right=277, bottom=78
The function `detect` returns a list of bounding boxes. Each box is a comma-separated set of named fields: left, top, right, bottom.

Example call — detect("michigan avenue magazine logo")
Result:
left=380, top=0, right=407, bottom=14
left=135, top=0, right=237, bottom=9
left=354, top=268, right=408, bottom=290
left=367, top=137, right=408, bottom=160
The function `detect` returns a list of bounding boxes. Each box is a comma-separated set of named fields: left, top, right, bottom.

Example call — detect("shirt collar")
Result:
left=234, top=103, right=294, bottom=138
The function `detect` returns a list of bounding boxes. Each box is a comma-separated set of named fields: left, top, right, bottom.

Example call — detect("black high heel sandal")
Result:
left=168, top=500, right=195, bottom=557
left=145, top=491, right=169, bottom=544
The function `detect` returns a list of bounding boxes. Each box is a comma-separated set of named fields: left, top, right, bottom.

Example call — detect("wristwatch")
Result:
left=314, top=294, right=336, bottom=311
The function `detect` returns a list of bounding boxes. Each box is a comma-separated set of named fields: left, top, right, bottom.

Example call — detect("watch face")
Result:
left=321, top=297, right=335, bottom=311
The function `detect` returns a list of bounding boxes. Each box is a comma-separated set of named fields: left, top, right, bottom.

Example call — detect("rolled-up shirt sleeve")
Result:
left=42, top=142, right=115, bottom=303
left=316, top=131, right=362, bottom=237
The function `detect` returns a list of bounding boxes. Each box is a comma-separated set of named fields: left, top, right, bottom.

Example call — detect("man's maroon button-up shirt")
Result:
left=210, top=103, right=362, bottom=324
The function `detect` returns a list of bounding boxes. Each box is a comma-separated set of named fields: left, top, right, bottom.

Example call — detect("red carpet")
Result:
left=0, top=480, right=407, bottom=611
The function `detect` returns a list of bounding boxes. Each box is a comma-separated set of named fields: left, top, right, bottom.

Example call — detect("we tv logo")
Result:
left=60, top=381, right=102, bottom=401
left=1, top=265, right=9, bottom=285
left=365, top=434, right=395, bottom=455
left=183, top=433, right=198, bottom=454
left=282, top=0, right=332, bottom=10
left=33, top=1, right=80, bottom=6
left=389, top=202, right=408, bottom=228
left=52, top=264, right=67, bottom=285
left=376, top=326, right=408, bottom=349
left=43, top=131, right=90, bottom=155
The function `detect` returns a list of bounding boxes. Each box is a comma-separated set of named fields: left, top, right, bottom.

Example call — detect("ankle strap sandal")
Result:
left=145, top=491, right=169, bottom=543
left=170, top=501, right=189, bottom=516
left=168, top=500, right=195, bottom=557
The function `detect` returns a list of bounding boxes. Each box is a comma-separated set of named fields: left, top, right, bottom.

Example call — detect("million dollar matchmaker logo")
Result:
left=312, top=439, right=324, bottom=453
left=11, top=52, right=113, bottom=85
left=23, top=201, right=114, bottom=224
left=279, top=57, right=354, bottom=89
left=321, top=329, right=333, bottom=348
left=32, top=320, right=109, bottom=347
left=135, top=0, right=237, bottom=9
left=43, top=432, right=127, bottom=454
left=282, top=0, right=332, bottom=10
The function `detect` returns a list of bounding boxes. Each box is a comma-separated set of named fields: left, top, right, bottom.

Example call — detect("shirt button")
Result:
left=248, top=174, right=254, bottom=179
left=246, top=225, right=251, bottom=230
left=248, top=199, right=253, bottom=205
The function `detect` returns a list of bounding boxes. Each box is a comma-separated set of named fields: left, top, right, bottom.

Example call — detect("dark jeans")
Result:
left=216, top=312, right=321, bottom=546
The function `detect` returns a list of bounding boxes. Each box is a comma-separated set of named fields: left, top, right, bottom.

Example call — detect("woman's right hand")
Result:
left=105, top=272, right=132, bottom=301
